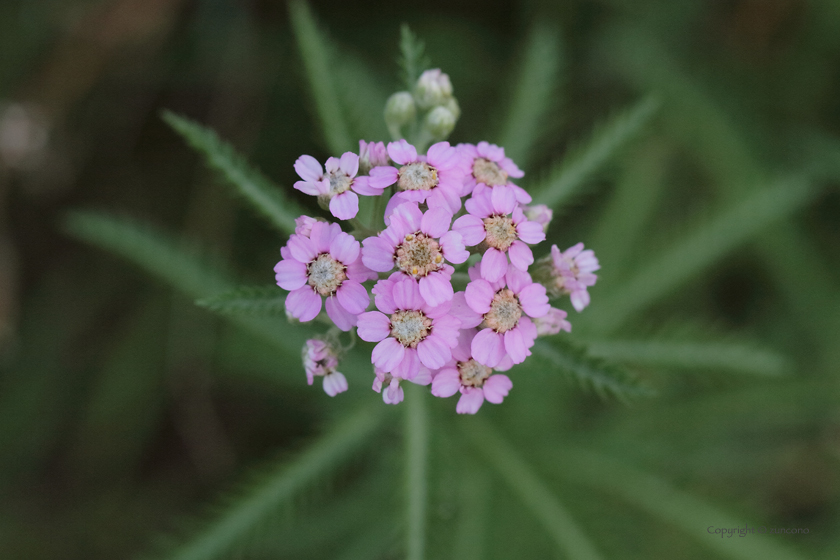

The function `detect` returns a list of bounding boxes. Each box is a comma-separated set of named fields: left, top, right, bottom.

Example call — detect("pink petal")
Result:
left=419, top=273, right=453, bottom=307
left=490, top=185, right=517, bottom=215
left=336, top=280, right=369, bottom=314
left=325, top=296, right=357, bottom=331
left=383, top=378, right=404, bottom=404
left=464, top=192, right=494, bottom=219
left=508, top=240, right=534, bottom=271
left=393, top=347, right=420, bottom=380
left=309, top=222, right=333, bottom=253
left=325, top=157, right=340, bottom=174
left=516, top=220, right=546, bottom=244
left=431, top=368, right=461, bottom=398
left=413, top=366, right=433, bottom=386
left=480, top=248, right=508, bottom=283
left=440, top=231, right=469, bottom=264
left=362, top=236, right=397, bottom=272
left=274, top=259, right=307, bottom=290
left=329, top=191, right=359, bottom=220
left=339, top=152, right=359, bottom=177
left=417, top=334, right=451, bottom=369
left=509, top=183, right=532, bottom=204
left=449, top=292, right=483, bottom=329
left=288, top=235, right=317, bottom=263
left=350, top=176, right=382, bottom=196
left=495, top=354, right=514, bottom=372
left=346, top=259, right=379, bottom=283
left=505, top=266, right=532, bottom=294
left=504, top=328, right=528, bottom=364
left=482, top=375, right=512, bottom=404
left=286, top=287, right=322, bottom=322
left=430, top=313, right=461, bottom=345
left=471, top=328, right=505, bottom=368
left=391, top=201, right=423, bottom=234
left=329, top=232, right=360, bottom=264
left=452, top=328, right=477, bottom=362
left=465, top=279, right=494, bottom=314
left=372, top=278, right=397, bottom=314
left=357, top=311, right=391, bottom=341
left=452, top=215, right=486, bottom=246
left=372, top=338, right=405, bottom=372
left=426, top=141, right=455, bottom=169
left=322, top=371, right=348, bottom=396
left=570, top=288, right=590, bottom=312
left=456, top=387, right=485, bottom=414
left=369, top=166, right=399, bottom=190
left=420, top=207, right=452, bottom=238
left=431, top=181, right=463, bottom=213
left=387, top=139, right=417, bottom=165
left=518, top=316, right=538, bottom=346
left=294, top=180, right=325, bottom=196
left=519, top=284, right=550, bottom=318
left=392, top=277, right=422, bottom=310
left=294, top=154, right=323, bottom=182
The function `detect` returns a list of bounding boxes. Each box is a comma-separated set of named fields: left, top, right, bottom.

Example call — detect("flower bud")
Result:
left=533, top=308, right=572, bottom=336
left=385, top=91, right=416, bottom=129
left=522, top=204, right=553, bottom=233
left=424, top=106, right=456, bottom=140
left=303, top=338, right=347, bottom=397
left=358, top=140, right=389, bottom=174
left=443, top=97, right=461, bottom=121
left=414, top=69, right=453, bottom=109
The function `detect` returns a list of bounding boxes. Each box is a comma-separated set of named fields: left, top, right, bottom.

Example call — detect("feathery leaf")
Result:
left=398, top=24, right=430, bottom=92
left=288, top=0, right=353, bottom=154
left=531, top=338, right=654, bottom=401
left=162, top=112, right=303, bottom=234
left=196, top=286, right=286, bottom=317
left=461, top=418, right=605, bottom=560
left=531, top=96, right=659, bottom=210
left=498, top=22, right=564, bottom=169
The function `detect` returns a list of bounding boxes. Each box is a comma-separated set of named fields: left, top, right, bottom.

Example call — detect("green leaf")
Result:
left=531, top=338, right=654, bottom=401
left=461, top=418, right=605, bottom=560
left=162, top=112, right=303, bottom=234
left=196, top=286, right=286, bottom=317
left=150, top=405, right=385, bottom=560
left=404, top=384, right=429, bottom=560
left=288, top=0, right=353, bottom=154
left=498, top=22, right=564, bottom=169
left=585, top=339, right=792, bottom=376
left=398, top=24, right=430, bottom=92
left=550, top=447, right=810, bottom=560
left=531, top=96, right=659, bottom=210
left=591, top=175, right=818, bottom=332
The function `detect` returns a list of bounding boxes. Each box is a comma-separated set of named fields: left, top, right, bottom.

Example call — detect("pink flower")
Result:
left=452, top=185, right=546, bottom=282
left=459, top=265, right=550, bottom=367
left=357, top=277, right=461, bottom=380
left=457, top=142, right=530, bottom=203
left=274, top=221, right=375, bottom=331
left=359, top=140, right=389, bottom=174
left=372, top=365, right=432, bottom=405
left=361, top=201, right=469, bottom=307
left=431, top=329, right=513, bottom=414
left=293, top=152, right=385, bottom=220
left=533, top=307, right=572, bottom=336
left=303, top=339, right=348, bottom=397
left=294, top=215, right=319, bottom=237
left=521, top=204, right=553, bottom=233
left=549, top=243, right=600, bottom=312
left=368, top=140, right=465, bottom=213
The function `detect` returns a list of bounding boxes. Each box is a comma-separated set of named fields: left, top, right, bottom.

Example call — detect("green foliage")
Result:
left=149, top=405, right=386, bottom=560
left=497, top=22, right=564, bottom=169
left=530, top=338, right=654, bottom=401
left=398, top=24, right=430, bottom=92
left=196, top=286, right=286, bottom=317
left=288, top=0, right=354, bottom=154
left=532, top=96, right=660, bottom=210
left=162, top=112, right=303, bottom=235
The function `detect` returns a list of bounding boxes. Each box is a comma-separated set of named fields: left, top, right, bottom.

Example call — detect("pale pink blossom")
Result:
left=357, top=277, right=461, bottom=380
left=533, top=307, right=572, bottom=336
left=358, top=140, right=389, bottom=174
left=294, top=215, right=319, bottom=237
left=456, top=142, right=529, bottom=202
left=372, top=365, right=432, bottom=405
left=293, top=152, right=385, bottom=220
left=522, top=204, right=553, bottom=233
left=431, top=329, right=513, bottom=414
left=362, top=201, right=468, bottom=307
left=368, top=140, right=465, bottom=213
left=459, top=265, right=550, bottom=367
left=303, top=339, right=348, bottom=397
left=452, top=185, right=546, bottom=282
left=274, top=221, right=376, bottom=331
left=550, top=243, right=600, bottom=312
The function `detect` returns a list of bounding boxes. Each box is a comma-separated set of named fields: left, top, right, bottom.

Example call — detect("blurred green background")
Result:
left=1, top=0, right=839, bottom=558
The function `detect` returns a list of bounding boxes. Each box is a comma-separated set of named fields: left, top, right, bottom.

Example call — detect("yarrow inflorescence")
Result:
left=274, top=68, right=599, bottom=413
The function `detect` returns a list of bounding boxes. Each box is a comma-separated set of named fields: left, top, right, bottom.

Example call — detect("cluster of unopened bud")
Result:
left=385, top=69, right=460, bottom=145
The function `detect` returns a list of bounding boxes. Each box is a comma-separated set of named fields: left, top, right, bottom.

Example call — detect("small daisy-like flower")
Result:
left=452, top=185, right=546, bottom=282
left=372, top=365, right=433, bottom=405
left=358, top=140, right=389, bottom=174
left=368, top=140, right=464, bottom=213
left=457, top=142, right=530, bottom=203
left=274, top=221, right=376, bottom=331
left=357, top=277, right=461, bottom=380
left=533, top=307, right=572, bottom=336
left=303, top=339, right=348, bottom=397
left=460, top=266, right=550, bottom=367
left=362, top=201, right=469, bottom=307
left=521, top=204, right=553, bottom=233
left=431, top=329, right=513, bottom=414
left=294, top=152, right=384, bottom=220
left=550, top=243, right=600, bottom=311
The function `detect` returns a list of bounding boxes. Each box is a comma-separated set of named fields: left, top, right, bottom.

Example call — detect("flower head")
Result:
left=362, top=201, right=469, bottom=307
left=522, top=204, right=553, bottom=233
left=431, top=329, right=513, bottom=414
left=372, top=364, right=432, bottom=405
left=274, top=221, right=376, bottom=331
left=533, top=307, right=572, bottom=336
left=303, top=338, right=348, bottom=397
left=358, top=140, right=389, bottom=174
left=548, top=243, right=600, bottom=311
left=452, top=185, right=546, bottom=282
left=294, top=152, right=385, bottom=220
left=457, top=142, right=529, bottom=202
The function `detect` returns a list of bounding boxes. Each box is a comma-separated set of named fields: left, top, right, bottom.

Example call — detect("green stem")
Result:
left=405, top=384, right=428, bottom=560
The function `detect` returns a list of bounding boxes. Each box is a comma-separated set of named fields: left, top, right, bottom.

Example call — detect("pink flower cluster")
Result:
left=275, top=139, right=598, bottom=413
